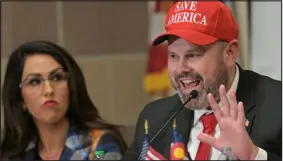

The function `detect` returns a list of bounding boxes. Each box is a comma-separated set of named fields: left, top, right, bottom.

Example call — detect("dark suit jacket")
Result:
left=123, top=66, right=282, bottom=160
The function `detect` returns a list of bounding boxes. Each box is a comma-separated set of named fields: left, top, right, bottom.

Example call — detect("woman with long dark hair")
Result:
left=0, top=40, right=127, bottom=160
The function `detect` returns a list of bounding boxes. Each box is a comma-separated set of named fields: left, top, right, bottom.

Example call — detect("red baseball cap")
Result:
left=152, top=1, right=239, bottom=46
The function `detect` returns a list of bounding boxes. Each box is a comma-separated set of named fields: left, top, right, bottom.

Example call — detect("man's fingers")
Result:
left=197, top=133, right=222, bottom=151
left=229, top=91, right=238, bottom=120
left=237, top=102, right=245, bottom=125
left=208, top=93, right=223, bottom=120
left=219, top=85, right=230, bottom=117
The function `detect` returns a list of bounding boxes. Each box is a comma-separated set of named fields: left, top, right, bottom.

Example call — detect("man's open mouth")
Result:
left=180, top=79, right=201, bottom=90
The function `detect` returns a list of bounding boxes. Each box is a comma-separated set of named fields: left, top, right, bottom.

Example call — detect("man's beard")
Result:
left=170, top=62, right=229, bottom=110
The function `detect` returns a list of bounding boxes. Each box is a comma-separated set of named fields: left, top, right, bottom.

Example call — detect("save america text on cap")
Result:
left=152, top=1, right=239, bottom=46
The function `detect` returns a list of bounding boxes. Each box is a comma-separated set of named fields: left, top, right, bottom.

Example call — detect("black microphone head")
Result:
left=189, top=90, right=198, bottom=99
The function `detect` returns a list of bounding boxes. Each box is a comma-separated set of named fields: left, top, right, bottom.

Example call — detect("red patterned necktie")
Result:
left=195, top=113, right=218, bottom=160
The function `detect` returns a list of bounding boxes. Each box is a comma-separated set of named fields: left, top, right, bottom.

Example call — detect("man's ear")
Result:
left=223, top=39, right=239, bottom=66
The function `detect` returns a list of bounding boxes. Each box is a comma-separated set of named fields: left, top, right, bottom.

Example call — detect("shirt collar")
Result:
left=193, top=65, right=240, bottom=125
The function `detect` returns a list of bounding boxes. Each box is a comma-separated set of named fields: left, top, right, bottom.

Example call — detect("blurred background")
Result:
left=1, top=1, right=281, bottom=146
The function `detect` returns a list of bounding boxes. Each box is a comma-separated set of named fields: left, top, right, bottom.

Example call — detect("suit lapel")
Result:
left=162, top=108, right=194, bottom=159
left=177, top=108, right=194, bottom=146
left=176, top=108, right=194, bottom=158
left=236, top=65, right=256, bottom=134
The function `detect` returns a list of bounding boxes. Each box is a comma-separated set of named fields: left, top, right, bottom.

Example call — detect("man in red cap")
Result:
left=124, top=1, right=281, bottom=160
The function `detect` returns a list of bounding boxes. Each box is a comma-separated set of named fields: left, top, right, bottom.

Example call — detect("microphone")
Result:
left=137, top=90, right=198, bottom=160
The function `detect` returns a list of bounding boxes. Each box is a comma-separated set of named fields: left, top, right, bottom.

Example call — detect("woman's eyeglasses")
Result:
left=19, top=68, right=69, bottom=91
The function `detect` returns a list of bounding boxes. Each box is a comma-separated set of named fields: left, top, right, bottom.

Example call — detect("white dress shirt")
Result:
left=187, top=66, right=267, bottom=160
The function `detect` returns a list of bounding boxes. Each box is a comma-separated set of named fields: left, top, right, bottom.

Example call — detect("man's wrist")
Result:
left=249, top=145, right=259, bottom=160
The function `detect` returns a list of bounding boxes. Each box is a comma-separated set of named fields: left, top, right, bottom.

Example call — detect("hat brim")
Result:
left=152, top=29, right=218, bottom=46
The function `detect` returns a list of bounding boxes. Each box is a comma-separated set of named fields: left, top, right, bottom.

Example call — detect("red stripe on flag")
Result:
left=148, top=146, right=168, bottom=160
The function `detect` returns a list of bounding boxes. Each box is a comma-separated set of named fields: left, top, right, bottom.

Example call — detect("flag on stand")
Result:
left=143, top=1, right=174, bottom=99
left=170, top=119, right=188, bottom=160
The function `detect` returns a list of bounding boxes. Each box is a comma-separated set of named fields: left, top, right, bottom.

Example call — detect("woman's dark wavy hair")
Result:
left=0, top=40, right=128, bottom=158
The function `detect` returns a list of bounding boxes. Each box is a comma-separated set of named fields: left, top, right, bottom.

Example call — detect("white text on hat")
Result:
left=167, top=1, right=207, bottom=27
